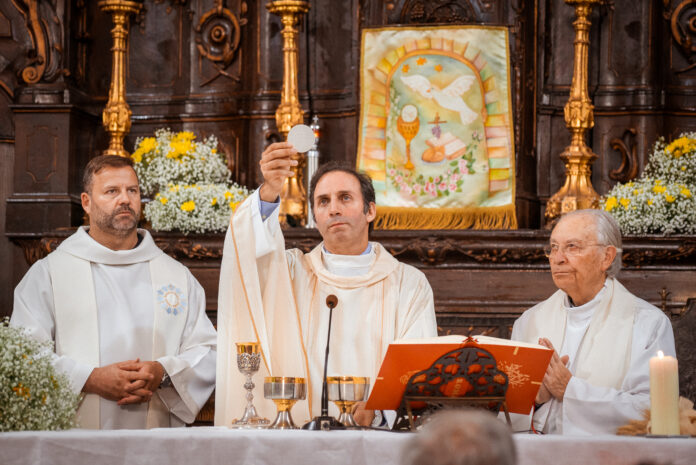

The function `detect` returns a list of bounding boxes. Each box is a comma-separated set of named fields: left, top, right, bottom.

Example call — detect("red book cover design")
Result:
left=365, top=335, right=553, bottom=414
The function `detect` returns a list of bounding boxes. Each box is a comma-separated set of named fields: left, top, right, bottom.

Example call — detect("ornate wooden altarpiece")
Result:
left=2, top=0, right=696, bottom=423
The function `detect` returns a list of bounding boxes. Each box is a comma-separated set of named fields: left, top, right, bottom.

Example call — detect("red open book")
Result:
left=365, top=335, right=553, bottom=414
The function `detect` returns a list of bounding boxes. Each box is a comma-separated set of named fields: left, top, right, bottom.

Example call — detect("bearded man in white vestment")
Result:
left=216, top=142, right=438, bottom=427
left=11, top=155, right=217, bottom=429
left=511, top=209, right=676, bottom=435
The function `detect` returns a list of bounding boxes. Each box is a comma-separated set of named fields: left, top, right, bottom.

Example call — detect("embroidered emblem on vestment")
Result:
left=157, top=284, right=187, bottom=316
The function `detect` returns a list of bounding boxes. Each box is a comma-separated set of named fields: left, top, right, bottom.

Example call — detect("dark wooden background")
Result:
left=1, top=1, right=696, bottom=400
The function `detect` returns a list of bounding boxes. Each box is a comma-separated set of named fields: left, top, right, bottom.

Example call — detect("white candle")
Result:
left=649, top=350, right=680, bottom=435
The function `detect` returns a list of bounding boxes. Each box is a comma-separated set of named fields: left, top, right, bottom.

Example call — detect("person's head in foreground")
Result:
left=546, top=209, right=622, bottom=306
left=81, top=155, right=141, bottom=249
left=308, top=162, right=377, bottom=255
left=402, top=409, right=516, bottom=465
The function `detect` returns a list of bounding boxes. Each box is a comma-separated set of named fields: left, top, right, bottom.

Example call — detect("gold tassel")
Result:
left=374, top=205, right=517, bottom=230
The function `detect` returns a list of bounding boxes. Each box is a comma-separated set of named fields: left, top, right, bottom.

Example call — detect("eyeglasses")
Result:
left=543, top=242, right=605, bottom=258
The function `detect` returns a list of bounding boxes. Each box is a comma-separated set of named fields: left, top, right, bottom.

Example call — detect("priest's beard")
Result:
left=90, top=203, right=139, bottom=237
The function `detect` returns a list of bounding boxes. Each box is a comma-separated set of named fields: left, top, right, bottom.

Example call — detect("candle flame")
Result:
left=657, top=350, right=664, bottom=358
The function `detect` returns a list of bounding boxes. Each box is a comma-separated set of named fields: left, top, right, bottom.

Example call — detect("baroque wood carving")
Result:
left=397, top=0, right=476, bottom=23
left=609, top=128, right=639, bottom=183
left=15, top=230, right=696, bottom=269
left=12, top=0, right=66, bottom=84
left=195, top=0, right=246, bottom=86
left=669, top=0, right=696, bottom=73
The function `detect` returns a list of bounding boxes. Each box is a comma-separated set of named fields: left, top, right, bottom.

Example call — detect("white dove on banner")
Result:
left=400, top=74, right=479, bottom=125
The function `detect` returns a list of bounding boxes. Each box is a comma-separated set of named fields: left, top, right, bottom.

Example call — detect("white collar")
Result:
left=56, top=226, right=162, bottom=265
left=320, top=243, right=376, bottom=277
left=563, top=279, right=609, bottom=324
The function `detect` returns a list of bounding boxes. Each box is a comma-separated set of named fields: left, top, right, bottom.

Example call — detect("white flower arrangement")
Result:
left=1, top=319, right=80, bottom=431
left=145, top=183, right=249, bottom=234
left=133, top=128, right=250, bottom=233
left=601, top=132, right=696, bottom=235
left=132, top=128, right=232, bottom=197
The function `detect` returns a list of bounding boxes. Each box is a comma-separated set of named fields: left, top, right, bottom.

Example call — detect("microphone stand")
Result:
left=302, top=295, right=346, bottom=431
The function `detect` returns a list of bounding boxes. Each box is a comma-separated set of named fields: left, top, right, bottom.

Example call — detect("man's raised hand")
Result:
left=258, top=142, right=298, bottom=202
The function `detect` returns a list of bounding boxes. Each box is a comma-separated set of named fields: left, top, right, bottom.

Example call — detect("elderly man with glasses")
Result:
left=511, top=209, right=676, bottom=435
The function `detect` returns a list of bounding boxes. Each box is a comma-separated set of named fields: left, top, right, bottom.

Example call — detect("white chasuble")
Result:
left=511, top=278, right=676, bottom=435
left=11, top=227, right=217, bottom=429
left=216, top=190, right=437, bottom=426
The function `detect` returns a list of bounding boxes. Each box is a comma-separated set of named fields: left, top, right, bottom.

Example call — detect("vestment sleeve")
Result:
left=11, top=259, right=95, bottom=394
left=157, top=271, right=217, bottom=424
left=397, top=267, right=438, bottom=339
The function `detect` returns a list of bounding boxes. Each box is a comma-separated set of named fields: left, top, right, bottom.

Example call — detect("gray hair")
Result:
left=558, top=209, right=623, bottom=278
left=401, top=409, right=516, bottom=465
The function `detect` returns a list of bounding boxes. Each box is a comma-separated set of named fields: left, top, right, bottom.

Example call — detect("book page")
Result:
left=392, top=334, right=549, bottom=350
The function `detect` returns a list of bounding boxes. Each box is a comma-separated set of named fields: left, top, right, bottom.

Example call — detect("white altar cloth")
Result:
left=0, top=427, right=694, bottom=465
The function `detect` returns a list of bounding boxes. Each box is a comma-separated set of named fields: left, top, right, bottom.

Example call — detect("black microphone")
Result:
left=302, top=294, right=346, bottom=431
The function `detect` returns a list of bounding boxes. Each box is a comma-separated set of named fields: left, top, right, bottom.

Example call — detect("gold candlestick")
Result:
left=545, top=0, right=602, bottom=225
left=266, top=1, right=310, bottom=227
left=99, top=0, right=141, bottom=157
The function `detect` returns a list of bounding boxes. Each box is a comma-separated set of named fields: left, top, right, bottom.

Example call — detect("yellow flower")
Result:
left=620, top=197, right=630, bottom=208
left=175, top=131, right=195, bottom=142
left=665, top=136, right=696, bottom=157
left=211, top=197, right=218, bottom=206
left=224, top=191, right=232, bottom=200
left=159, top=196, right=168, bottom=205
left=604, top=196, right=618, bottom=212
left=211, top=148, right=217, bottom=154
left=655, top=179, right=662, bottom=185
left=139, top=137, right=157, bottom=152
left=647, top=199, right=653, bottom=206
left=653, top=184, right=666, bottom=194
left=682, top=166, right=687, bottom=171
left=681, top=188, right=692, bottom=198
left=169, top=185, right=180, bottom=193
left=181, top=201, right=195, bottom=212
left=229, top=201, right=240, bottom=211
left=167, top=139, right=193, bottom=159
left=131, top=151, right=143, bottom=163
left=665, top=194, right=676, bottom=203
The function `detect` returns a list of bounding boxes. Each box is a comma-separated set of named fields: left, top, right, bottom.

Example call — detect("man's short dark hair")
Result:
left=308, top=162, right=376, bottom=232
left=82, top=155, right=136, bottom=193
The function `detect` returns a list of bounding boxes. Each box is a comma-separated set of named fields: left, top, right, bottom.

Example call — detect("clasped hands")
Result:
left=535, top=337, right=572, bottom=405
left=83, top=359, right=165, bottom=406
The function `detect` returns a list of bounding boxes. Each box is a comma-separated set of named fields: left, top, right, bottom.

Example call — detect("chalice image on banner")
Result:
left=397, top=104, right=420, bottom=171
left=264, top=377, right=307, bottom=429
left=231, top=342, right=270, bottom=428
left=327, top=376, right=370, bottom=427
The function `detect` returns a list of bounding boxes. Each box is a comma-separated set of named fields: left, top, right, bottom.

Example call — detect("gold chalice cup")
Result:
left=231, top=342, right=270, bottom=428
left=264, top=377, right=307, bottom=429
left=327, top=376, right=370, bottom=428
left=397, top=104, right=420, bottom=171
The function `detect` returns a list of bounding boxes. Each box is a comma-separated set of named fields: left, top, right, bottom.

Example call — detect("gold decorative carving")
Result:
left=609, top=128, right=639, bottom=183
left=266, top=1, right=310, bottom=227
left=545, top=0, right=602, bottom=225
left=99, top=0, right=142, bottom=157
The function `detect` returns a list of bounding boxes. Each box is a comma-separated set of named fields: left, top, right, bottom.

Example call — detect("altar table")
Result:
left=1, top=427, right=693, bottom=465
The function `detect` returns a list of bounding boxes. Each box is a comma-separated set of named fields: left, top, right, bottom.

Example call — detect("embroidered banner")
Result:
left=356, top=26, right=517, bottom=229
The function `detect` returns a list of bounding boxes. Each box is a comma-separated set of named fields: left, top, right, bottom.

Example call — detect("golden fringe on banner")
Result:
left=374, top=205, right=518, bottom=230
